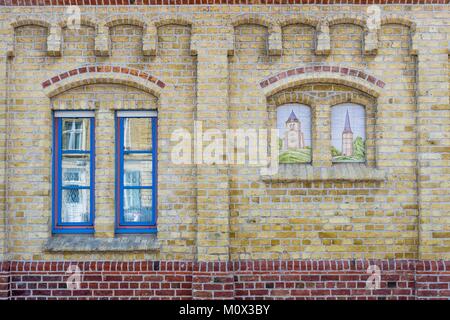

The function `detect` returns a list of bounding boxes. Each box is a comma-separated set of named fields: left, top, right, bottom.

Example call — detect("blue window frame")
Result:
left=115, top=111, right=157, bottom=233
left=52, top=111, right=95, bottom=234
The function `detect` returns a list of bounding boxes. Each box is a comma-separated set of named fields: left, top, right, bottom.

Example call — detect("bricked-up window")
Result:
left=331, top=103, right=366, bottom=163
left=116, top=111, right=157, bottom=234
left=52, top=111, right=95, bottom=234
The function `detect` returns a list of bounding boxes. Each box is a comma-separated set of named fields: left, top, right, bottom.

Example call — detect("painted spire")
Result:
left=343, top=109, right=353, bottom=134
left=286, top=110, right=299, bottom=123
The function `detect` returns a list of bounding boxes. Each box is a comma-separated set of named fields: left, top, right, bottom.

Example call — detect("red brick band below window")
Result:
left=260, top=65, right=386, bottom=90
left=0, top=0, right=448, bottom=5
left=1, top=260, right=449, bottom=300
left=42, top=65, right=166, bottom=90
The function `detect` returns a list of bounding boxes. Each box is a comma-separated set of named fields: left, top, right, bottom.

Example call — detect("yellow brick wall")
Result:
left=0, top=5, right=448, bottom=261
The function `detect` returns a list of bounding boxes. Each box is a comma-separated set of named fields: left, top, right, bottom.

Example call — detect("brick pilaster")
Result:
left=415, top=26, right=450, bottom=259
left=193, top=32, right=231, bottom=262
left=0, top=20, right=8, bottom=261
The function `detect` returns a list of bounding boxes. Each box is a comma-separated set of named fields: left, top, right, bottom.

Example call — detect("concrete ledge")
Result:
left=262, top=163, right=387, bottom=182
left=44, top=235, right=160, bottom=252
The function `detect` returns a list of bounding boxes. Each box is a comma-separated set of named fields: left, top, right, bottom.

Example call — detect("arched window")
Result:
left=331, top=103, right=366, bottom=163
left=277, top=104, right=312, bottom=164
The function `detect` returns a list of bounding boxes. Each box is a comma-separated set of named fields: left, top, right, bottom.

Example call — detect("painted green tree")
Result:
left=332, top=136, right=365, bottom=162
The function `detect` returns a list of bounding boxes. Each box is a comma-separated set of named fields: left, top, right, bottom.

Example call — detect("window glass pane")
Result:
left=62, top=118, right=90, bottom=151
left=124, top=118, right=152, bottom=151
left=123, top=188, right=152, bottom=223
left=62, top=155, right=90, bottom=187
left=61, top=189, right=90, bottom=223
left=331, top=103, right=366, bottom=162
left=124, top=153, right=152, bottom=187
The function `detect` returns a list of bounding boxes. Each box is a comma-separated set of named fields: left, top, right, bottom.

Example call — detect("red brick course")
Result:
left=259, top=65, right=386, bottom=90
left=0, top=0, right=448, bottom=5
left=42, top=65, right=166, bottom=90
left=0, top=260, right=449, bottom=300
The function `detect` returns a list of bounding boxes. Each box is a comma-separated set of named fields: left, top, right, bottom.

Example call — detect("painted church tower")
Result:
left=283, top=110, right=305, bottom=150
left=342, top=109, right=354, bottom=156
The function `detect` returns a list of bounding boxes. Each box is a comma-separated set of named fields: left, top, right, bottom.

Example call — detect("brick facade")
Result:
left=0, top=3, right=449, bottom=299
left=0, top=260, right=449, bottom=299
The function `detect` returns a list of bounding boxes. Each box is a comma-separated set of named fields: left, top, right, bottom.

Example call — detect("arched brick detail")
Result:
left=229, top=13, right=282, bottom=56
left=260, top=65, right=385, bottom=98
left=95, top=15, right=147, bottom=57
left=381, top=15, right=417, bottom=55
left=381, top=15, right=417, bottom=32
left=326, top=13, right=367, bottom=29
left=58, top=16, right=97, bottom=29
left=279, top=15, right=319, bottom=28
left=267, top=91, right=317, bottom=110
left=152, top=14, right=193, bottom=28
left=104, top=15, right=146, bottom=28
left=148, top=15, right=195, bottom=56
left=322, top=91, right=376, bottom=108
left=41, top=65, right=166, bottom=98
left=325, top=14, right=377, bottom=55
left=6, top=17, right=54, bottom=57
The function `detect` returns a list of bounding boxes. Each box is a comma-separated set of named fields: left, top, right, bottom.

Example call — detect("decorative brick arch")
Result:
left=381, top=14, right=417, bottom=32
left=58, top=16, right=97, bottom=29
left=42, top=65, right=166, bottom=98
left=228, top=13, right=282, bottom=56
left=104, top=14, right=146, bottom=28
left=325, top=13, right=367, bottom=29
left=279, top=15, right=319, bottom=28
left=380, top=15, right=417, bottom=55
left=152, top=14, right=193, bottom=28
left=6, top=16, right=53, bottom=57
left=260, top=65, right=385, bottom=98
left=94, top=15, right=148, bottom=57
left=149, top=14, right=196, bottom=56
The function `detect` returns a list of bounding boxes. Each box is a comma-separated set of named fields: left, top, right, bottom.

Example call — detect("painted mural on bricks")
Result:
left=331, top=103, right=366, bottom=163
left=277, top=104, right=312, bottom=164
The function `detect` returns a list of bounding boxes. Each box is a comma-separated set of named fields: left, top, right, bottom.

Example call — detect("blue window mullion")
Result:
left=62, top=186, right=91, bottom=189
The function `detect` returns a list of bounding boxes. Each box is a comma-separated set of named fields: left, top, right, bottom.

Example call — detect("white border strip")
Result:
left=117, top=110, right=157, bottom=118
left=54, top=111, right=95, bottom=118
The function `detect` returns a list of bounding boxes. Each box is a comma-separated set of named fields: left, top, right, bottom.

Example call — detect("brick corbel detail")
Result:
left=142, top=24, right=157, bottom=56
left=47, top=23, right=62, bottom=57
left=5, top=24, right=14, bottom=57
left=316, top=19, right=330, bottom=55
left=364, top=28, right=379, bottom=55
left=95, top=23, right=110, bottom=56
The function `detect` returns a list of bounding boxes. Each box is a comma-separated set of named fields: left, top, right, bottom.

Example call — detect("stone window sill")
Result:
left=261, top=163, right=387, bottom=182
left=44, top=235, right=160, bottom=252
